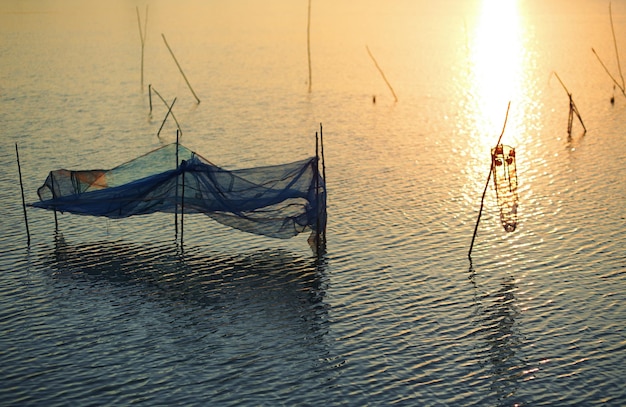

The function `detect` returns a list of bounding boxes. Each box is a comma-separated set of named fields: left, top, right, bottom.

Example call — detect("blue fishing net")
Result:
left=33, top=143, right=326, bottom=239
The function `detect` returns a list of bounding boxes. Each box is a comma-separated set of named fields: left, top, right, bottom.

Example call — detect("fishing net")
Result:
left=491, top=144, right=518, bottom=232
left=33, top=143, right=326, bottom=239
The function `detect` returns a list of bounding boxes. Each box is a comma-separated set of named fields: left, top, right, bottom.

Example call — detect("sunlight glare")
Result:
left=470, top=0, right=524, bottom=142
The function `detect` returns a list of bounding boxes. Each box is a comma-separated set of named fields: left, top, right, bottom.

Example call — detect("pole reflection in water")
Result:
left=469, top=267, right=527, bottom=405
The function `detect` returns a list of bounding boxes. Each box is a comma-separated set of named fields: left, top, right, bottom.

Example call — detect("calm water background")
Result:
left=1, top=0, right=625, bottom=405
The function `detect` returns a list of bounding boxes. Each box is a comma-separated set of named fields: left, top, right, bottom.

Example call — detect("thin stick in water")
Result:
left=151, top=86, right=183, bottom=135
left=50, top=170, right=58, bottom=231
left=136, top=5, right=148, bottom=91
left=307, top=0, right=312, bottom=93
left=609, top=2, right=625, bottom=90
left=552, top=71, right=586, bottom=135
left=175, top=129, right=180, bottom=239
left=157, top=97, right=177, bottom=139
left=315, top=129, right=320, bottom=251
left=148, top=84, right=153, bottom=115
left=591, top=2, right=626, bottom=100
left=319, top=122, right=327, bottom=245
left=162, top=33, right=201, bottom=104
left=468, top=102, right=511, bottom=259
left=366, top=45, right=398, bottom=102
left=180, top=161, right=185, bottom=247
left=320, top=122, right=326, bottom=185
left=15, top=143, right=31, bottom=246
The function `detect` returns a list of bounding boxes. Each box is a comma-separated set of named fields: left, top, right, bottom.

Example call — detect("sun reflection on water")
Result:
left=469, top=0, right=524, bottom=146
left=459, top=0, right=542, bottom=237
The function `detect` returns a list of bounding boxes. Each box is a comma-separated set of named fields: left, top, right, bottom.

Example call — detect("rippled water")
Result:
left=1, top=0, right=626, bottom=405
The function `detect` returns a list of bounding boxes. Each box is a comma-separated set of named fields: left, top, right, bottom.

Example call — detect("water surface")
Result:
left=1, top=0, right=625, bottom=405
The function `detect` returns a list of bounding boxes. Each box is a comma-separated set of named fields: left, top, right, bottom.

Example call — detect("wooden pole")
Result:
left=151, top=86, right=182, bottom=135
left=468, top=102, right=511, bottom=259
left=157, top=97, right=176, bottom=139
left=592, top=48, right=626, bottom=98
left=552, top=72, right=586, bottom=135
left=366, top=45, right=398, bottom=103
left=15, top=143, right=31, bottom=246
left=319, top=123, right=327, bottom=243
left=307, top=0, right=312, bottom=93
left=571, top=100, right=586, bottom=133
left=591, top=3, right=626, bottom=100
left=50, top=171, right=58, bottom=232
left=162, top=33, right=201, bottom=104
left=315, top=130, right=320, bottom=251
left=320, top=122, right=326, bottom=183
left=609, top=2, right=625, bottom=90
left=148, top=84, right=153, bottom=116
left=136, top=6, right=148, bottom=91
left=175, top=129, right=179, bottom=239
left=180, top=162, right=185, bottom=246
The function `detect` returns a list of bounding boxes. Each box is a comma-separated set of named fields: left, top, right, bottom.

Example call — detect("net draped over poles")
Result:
left=33, top=143, right=327, bottom=239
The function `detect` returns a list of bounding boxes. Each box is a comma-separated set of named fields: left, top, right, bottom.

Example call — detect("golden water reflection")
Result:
left=460, top=0, right=542, bottom=226
left=469, top=0, right=525, bottom=147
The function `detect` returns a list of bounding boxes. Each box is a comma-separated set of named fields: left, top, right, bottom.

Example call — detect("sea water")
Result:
left=1, top=0, right=625, bottom=405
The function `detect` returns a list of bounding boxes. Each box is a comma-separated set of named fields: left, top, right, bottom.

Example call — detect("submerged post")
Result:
left=15, top=143, right=31, bottom=246
left=468, top=102, right=511, bottom=259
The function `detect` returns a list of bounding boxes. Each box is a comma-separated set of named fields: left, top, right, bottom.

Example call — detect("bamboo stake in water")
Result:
left=468, top=102, right=511, bottom=259
left=552, top=72, right=586, bottom=135
left=175, top=129, right=180, bottom=240
left=609, top=2, right=624, bottom=90
left=180, top=161, right=185, bottom=247
left=157, top=97, right=177, bottom=139
left=136, top=6, right=148, bottom=91
left=162, top=33, right=201, bottom=104
left=320, top=122, right=326, bottom=186
left=366, top=45, right=398, bottom=103
left=15, top=143, right=31, bottom=246
left=50, top=169, right=58, bottom=232
left=315, top=129, right=320, bottom=254
left=148, top=84, right=153, bottom=116
left=592, top=2, right=626, bottom=100
left=307, top=0, right=312, bottom=93
left=151, top=86, right=183, bottom=135
left=319, top=122, right=327, bottom=244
